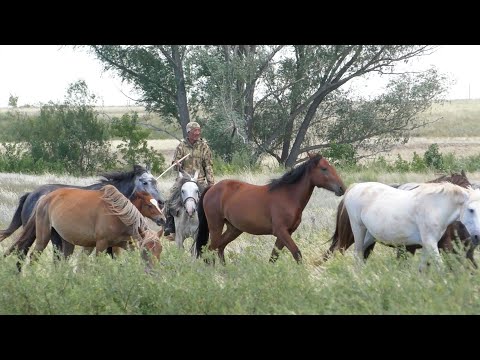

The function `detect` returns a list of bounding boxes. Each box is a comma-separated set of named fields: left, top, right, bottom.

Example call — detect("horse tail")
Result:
left=323, top=198, right=354, bottom=261
left=3, top=200, right=38, bottom=262
left=0, top=192, right=29, bottom=242
left=195, top=185, right=212, bottom=258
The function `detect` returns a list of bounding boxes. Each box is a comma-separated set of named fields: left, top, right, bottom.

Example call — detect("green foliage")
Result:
left=212, top=151, right=261, bottom=175
left=410, top=151, right=427, bottom=172
left=393, top=154, right=410, bottom=172
left=3, top=81, right=117, bottom=175
left=324, top=143, right=357, bottom=167
left=111, top=112, right=166, bottom=174
left=423, top=143, right=444, bottom=170
left=8, top=94, right=18, bottom=108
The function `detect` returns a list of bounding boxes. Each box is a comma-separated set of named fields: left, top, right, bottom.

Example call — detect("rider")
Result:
left=163, top=121, right=215, bottom=237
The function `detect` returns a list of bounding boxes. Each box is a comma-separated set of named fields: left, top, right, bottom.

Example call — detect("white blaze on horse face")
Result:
left=150, top=198, right=163, bottom=214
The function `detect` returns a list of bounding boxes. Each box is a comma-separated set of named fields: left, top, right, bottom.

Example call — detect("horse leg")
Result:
left=272, top=228, right=302, bottom=264
left=269, top=238, right=285, bottom=263
left=419, top=233, right=443, bottom=272
left=50, top=230, right=64, bottom=262
left=95, top=240, right=110, bottom=255
left=350, top=221, right=367, bottom=262
left=61, top=240, right=75, bottom=259
left=466, top=243, right=478, bottom=268
left=213, top=223, right=242, bottom=265
left=362, top=231, right=375, bottom=260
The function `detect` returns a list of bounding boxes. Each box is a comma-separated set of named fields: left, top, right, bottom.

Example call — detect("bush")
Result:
left=424, top=143, right=444, bottom=170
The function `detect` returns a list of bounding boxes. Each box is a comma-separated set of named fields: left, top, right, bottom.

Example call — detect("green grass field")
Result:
left=0, top=169, right=479, bottom=314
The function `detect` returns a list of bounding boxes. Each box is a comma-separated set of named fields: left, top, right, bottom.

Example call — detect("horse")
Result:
left=5, top=185, right=165, bottom=271
left=194, top=153, right=346, bottom=264
left=0, top=164, right=164, bottom=259
left=343, top=181, right=480, bottom=270
left=324, top=172, right=477, bottom=266
left=168, top=170, right=200, bottom=252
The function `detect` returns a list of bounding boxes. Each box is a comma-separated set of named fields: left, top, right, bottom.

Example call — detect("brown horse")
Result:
left=323, top=171, right=477, bottom=267
left=194, top=153, right=346, bottom=264
left=6, top=185, right=165, bottom=270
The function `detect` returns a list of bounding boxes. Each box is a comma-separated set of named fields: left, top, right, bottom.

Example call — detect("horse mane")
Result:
left=428, top=171, right=471, bottom=188
left=168, top=175, right=195, bottom=213
left=414, top=182, right=468, bottom=202
left=100, top=184, right=149, bottom=242
left=97, top=164, right=146, bottom=185
left=268, top=154, right=322, bottom=191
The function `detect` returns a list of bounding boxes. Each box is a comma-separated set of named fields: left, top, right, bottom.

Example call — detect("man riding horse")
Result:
left=163, top=121, right=215, bottom=238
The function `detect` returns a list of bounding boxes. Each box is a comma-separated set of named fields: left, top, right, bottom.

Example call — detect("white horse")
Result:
left=171, top=171, right=200, bottom=252
left=343, top=181, right=480, bottom=270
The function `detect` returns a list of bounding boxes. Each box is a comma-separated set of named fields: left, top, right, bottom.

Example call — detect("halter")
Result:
left=182, top=180, right=199, bottom=209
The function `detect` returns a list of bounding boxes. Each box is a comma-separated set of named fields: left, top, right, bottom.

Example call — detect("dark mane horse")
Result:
left=194, top=153, right=346, bottom=264
left=323, top=171, right=476, bottom=267
left=0, top=164, right=164, bottom=258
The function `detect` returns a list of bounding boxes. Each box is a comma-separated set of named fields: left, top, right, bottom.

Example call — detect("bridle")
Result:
left=182, top=180, right=199, bottom=210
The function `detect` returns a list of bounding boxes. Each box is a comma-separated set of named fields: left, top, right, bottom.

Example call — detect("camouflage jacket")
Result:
left=172, top=138, right=215, bottom=186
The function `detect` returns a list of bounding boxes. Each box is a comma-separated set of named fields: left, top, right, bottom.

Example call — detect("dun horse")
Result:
left=343, top=182, right=480, bottom=270
left=194, top=153, right=346, bottom=264
left=324, top=172, right=477, bottom=266
left=6, top=185, right=165, bottom=271
left=0, top=165, right=164, bottom=258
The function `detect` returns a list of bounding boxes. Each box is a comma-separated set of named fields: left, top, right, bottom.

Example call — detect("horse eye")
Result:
left=321, top=168, right=328, bottom=172
left=142, top=181, right=148, bottom=185
left=470, top=209, right=474, bottom=213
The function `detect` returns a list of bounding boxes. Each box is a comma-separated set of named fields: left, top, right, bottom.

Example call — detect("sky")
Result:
left=0, top=45, right=479, bottom=108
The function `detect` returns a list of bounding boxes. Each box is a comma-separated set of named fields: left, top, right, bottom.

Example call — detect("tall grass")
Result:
left=1, top=169, right=480, bottom=314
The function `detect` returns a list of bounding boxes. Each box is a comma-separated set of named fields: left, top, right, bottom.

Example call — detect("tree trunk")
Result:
left=171, top=45, right=190, bottom=138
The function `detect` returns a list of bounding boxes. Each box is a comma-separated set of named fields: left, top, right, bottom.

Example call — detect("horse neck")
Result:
left=427, top=188, right=466, bottom=225
left=103, top=179, right=135, bottom=199
left=286, top=171, right=315, bottom=209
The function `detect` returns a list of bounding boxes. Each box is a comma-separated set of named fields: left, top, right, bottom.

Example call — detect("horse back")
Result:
left=204, top=179, right=274, bottom=234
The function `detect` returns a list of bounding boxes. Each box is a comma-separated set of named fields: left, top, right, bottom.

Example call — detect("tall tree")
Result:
left=87, top=45, right=191, bottom=138
left=84, top=45, right=449, bottom=167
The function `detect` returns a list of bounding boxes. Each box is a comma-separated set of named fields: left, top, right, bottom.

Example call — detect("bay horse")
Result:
left=194, top=153, right=346, bottom=264
left=0, top=164, right=164, bottom=258
left=6, top=185, right=165, bottom=271
left=324, top=172, right=477, bottom=266
left=343, top=182, right=480, bottom=270
left=169, top=171, right=200, bottom=252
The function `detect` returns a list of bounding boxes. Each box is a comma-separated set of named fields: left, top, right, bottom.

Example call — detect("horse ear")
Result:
left=145, top=163, right=151, bottom=172
left=193, top=170, right=199, bottom=182
left=462, top=169, right=466, bottom=177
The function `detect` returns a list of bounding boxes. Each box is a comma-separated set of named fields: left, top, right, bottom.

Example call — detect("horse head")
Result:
left=308, top=153, right=346, bottom=196
left=132, top=191, right=166, bottom=226
left=133, top=164, right=164, bottom=208
left=178, top=171, right=200, bottom=217
left=461, top=188, right=480, bottom=245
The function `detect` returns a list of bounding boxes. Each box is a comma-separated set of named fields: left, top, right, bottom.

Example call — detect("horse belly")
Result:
left=362, top=212, right=421, bottom=246
left=226, top=210, right=272, bottom=235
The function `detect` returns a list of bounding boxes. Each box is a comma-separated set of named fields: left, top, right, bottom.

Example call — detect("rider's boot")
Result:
left=163, top=211, right=176, bottom=238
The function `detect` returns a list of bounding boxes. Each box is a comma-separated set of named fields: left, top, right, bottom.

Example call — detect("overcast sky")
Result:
left=0, top=45, right=479, bottom=108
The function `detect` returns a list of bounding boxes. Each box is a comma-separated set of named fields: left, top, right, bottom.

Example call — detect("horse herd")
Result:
left=1, top=155, right=480, bottom=273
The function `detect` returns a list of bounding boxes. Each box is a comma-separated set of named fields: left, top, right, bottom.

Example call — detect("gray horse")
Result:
left=168, top=171, right=200, bottom=253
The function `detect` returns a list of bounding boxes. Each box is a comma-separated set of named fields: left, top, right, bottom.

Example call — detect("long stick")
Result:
left=156, top=153, right=190, bottom=180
